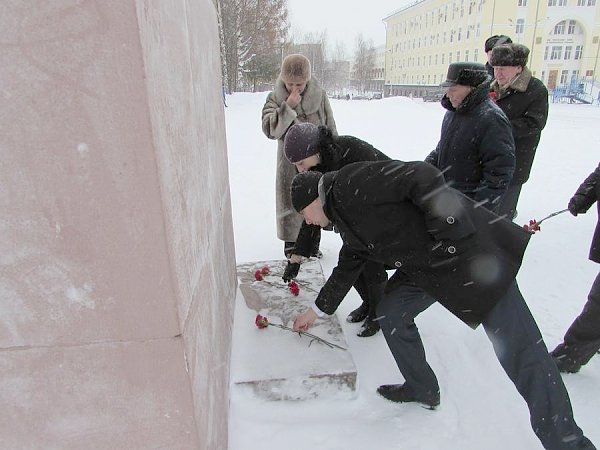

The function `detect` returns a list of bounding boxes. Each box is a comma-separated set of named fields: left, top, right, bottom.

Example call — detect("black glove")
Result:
left=282, top=262, right=301, bottom=282
left=568, top=194, right=587, bottom=216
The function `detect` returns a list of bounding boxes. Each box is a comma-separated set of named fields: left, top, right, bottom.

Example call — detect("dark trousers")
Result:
left=553, top=271, right=600, bottom=368
left=497, top=183, right=523, bottom=220
left=377, top=281, right=595, bottom=450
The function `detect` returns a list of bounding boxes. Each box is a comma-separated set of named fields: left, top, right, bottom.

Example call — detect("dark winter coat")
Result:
left=490, top=68, right=548, bottom=185
left=262, top=77, right=337, bottom=242
left=571, top=163, right=600, bottom=263
left=315, top=160, right=531, bottom=328
left=426, top=79, right=515, bottom=211
left=293, top=128, right=390, bottom=258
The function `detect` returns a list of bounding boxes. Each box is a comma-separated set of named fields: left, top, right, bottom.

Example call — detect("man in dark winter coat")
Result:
left=551, top=162, right=600, bottom=373
left=490, top=43, right=549, bottom=219
left=282, top=122, right=390, bottom=336
left=484, top=34, right=512, bottom=77
left=426, top=62, right=515, bottom=213
left=290, top=161, right=595, bottom=450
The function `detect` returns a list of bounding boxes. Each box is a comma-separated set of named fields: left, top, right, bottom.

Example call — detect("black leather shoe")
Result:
left=357, top=316, right=380, bottom=337
left=346, top=303, right=369, bottom=323
left=377, top=383, right=440, bottom=409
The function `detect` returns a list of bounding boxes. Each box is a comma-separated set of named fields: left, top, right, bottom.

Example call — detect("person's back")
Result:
left=426, top=62, right=515, bottom=212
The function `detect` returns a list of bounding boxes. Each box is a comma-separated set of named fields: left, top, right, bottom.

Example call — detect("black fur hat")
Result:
left=490, top=43, right=530, bottom=67
left=484, top=35, right=513, bottom=52
left=291, top=171, right=322, bottom=212
left=440, top=62, right=489, bottom=87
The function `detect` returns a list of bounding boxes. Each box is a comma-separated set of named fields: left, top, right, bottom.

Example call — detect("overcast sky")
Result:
left=286, top=0, right=412, bottom=53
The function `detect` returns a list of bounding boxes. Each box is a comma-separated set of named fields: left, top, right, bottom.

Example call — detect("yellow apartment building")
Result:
left=383, top=0, right=600, bottom=99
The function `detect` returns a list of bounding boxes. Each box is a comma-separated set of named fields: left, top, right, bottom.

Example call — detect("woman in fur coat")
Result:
left=261, top=54, right=337, bottom=257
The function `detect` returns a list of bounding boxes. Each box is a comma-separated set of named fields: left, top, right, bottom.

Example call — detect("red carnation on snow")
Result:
left=288, top=281, right=300, bottom=296
left=254, top=265, right=271, bottom=280
left=255, top=314, right=269, bottom=329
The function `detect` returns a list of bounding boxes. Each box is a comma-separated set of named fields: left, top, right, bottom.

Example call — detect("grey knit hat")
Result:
left=291, top=171, right=322, bottom=212
left=284, top=123, right=320, bottom=163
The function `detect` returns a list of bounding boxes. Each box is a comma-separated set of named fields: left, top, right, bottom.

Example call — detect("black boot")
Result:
left=377, top=383, right=440, bottom=409
left=551, top=344, right=582, bottom=373
left=357, top=314, right=380, bottom=337
left=347, top=302, right=369, bottom=323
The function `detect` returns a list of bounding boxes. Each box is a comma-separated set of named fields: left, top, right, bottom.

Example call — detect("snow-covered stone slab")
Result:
left=231, top=259, right=357, bottom=400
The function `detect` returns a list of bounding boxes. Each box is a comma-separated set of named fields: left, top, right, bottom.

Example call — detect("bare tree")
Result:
left=219, top=0, right=288, bottom=92
left=352, top=33, right=376, bottom=93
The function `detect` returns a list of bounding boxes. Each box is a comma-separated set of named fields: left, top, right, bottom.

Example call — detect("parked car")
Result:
left=371, top=92, right=383, bottom=100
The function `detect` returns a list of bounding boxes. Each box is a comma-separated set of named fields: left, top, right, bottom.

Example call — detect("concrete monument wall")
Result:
left=0, top=0, right=236, bottom=448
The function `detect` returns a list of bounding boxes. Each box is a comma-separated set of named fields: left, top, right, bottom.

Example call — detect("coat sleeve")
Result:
left=509, top=80, right=549, bottom=139
left=474, top=110, right=516, bottom=208
left=572, top=163, right=600, bottom=211
left=261, top=91, right=298, bottom=140
left=315, top=245, right=366, bottom=315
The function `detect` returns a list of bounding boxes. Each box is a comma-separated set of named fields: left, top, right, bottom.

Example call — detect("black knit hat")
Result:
left=490, top=43, right=530, bottom=67
left=284, top=123, right=320, bottom=163
left=484, top=35, right=513, bottom=52
left=440, top=62, right=489, bottom=87
left=291, top=171, right=322, bottom=212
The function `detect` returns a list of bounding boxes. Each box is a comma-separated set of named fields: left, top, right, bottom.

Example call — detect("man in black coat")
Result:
left=290, top=161, right=595, bottom=450
left=489, top=43, right=549, bottom=219
left=426, top=62, right=515, bottom=213
left=282, top=122, right=391, bottom=336
left=484, top=34, right=512, bottom=77
left=552, top=162, right=600, bottom=373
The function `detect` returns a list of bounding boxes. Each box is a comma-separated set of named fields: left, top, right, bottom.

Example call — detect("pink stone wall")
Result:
left=0, top=0, right=236, bottom=448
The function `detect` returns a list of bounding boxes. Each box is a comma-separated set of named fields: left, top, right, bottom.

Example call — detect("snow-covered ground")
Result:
left=225, top=92, right=600, bottom=450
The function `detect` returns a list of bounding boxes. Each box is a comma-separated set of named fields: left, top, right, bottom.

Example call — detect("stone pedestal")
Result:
left=231, top=259, right=357, bottom=400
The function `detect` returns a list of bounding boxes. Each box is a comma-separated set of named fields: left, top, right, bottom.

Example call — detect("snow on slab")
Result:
left=231, top=259, right=357, bottom=400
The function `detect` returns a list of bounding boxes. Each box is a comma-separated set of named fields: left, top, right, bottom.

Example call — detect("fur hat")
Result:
left=284, top=123, right=320, bottom=163
left=484, top=35, right=513, bottom=52
left=490, top=43, right=530, bottom=67
left=440, top=62, right=489, bottom=87
left=280, top=54, right=312, bottom=83
left=291, top=171, right=322, bottom=212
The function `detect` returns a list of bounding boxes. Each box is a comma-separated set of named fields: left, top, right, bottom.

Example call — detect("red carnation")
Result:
left=254, top=270, right=263, bottom=281
left=288, top=281, right=300, bottom=296
left=260, top=266, right=270, bottom=275
left=488, top=91, right=498, bottom=102
left=255, top=314, right=269, bottom=329
left=523, top=219, right=541, bottom=234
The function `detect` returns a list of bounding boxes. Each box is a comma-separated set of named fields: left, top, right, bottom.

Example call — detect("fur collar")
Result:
left=272, top=77, right=324, bottom=114
left=491, top=67, right=532, bottom=95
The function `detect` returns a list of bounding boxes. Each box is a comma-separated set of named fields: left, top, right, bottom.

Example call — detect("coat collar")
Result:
left=272, top=77, right=324, bottom=114
left=441, top=78, right=491, bottom=113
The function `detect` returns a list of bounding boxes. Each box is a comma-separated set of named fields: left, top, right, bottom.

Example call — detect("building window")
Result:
left=589, top=0, right=596, bottom=5
left=560, top=70, right=568, bottom=84
left=551, top=46, right=563, bottom=60
left=458, top=27, right=462, bottom=41
left=564, top=46, right=572, bottom=59
left=449, top=52, right=453, bottom=64
left=586, top=69, right=594, bottom=76
left=575, top=45, right=583, bottom=59
left=474, top=48, right=479, bottom=62
left=578, top=0, right=585, bottom=5
left=476, top=23, right=481, bottom=37
left=442, top=53, right=445, bottom=64
left=568, top=20, right=576, bottom=34
left=548, top=0, right=556, bottom=5
left=559, top=0, right=567, bottom=5
left=518, top=0, right=528, bottom=5
left=554, top=21, right=565, bottom=34
left=465, top=50, right=469, bottom=62
left=572, top=70, right=579, bottom=80
left=516, top=19, right=525, bottom=34
left=457, top=50, right=461, bottom=62
left=541, top=70, right=546, bottom=82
